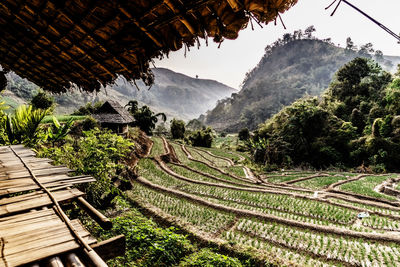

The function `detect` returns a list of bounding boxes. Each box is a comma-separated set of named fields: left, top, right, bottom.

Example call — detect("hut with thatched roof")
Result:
left=93, top=100, right=134, bottom=134
left=0, top=0, right=298, bottom=93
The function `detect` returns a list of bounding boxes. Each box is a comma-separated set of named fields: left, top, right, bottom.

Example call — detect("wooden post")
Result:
left=64, top=253, right=85, bottom=267
left=45, top=256, right=64, bottom=267
left=76, top=197, right=112, bottom=230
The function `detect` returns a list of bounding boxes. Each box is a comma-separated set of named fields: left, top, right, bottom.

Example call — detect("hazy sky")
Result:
left=154, top=0, right=400, bottom=89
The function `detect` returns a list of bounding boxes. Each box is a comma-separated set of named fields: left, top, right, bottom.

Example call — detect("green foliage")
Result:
left=72, top=101, right=104, bottom=115
left=126, top=100, right=167, bottom=135
left=30, top=90, right=55, bottom=111
left=238, top=128, right=250, bottom=141
left=92, top=210, right=194, bottom=266
left=45, top=116, right=74, bottom=145
left=3, top=105, right=47, bottom=145
left=171, top=118, right=186, bottom=139
left=253, top=57, right=400, bottom=171
left=37, top=128, right=134, bottom=207
left=180, top=249, right=242, bottom=267
left=41, top=115, right=86, bottom=124
left=188, top=128, right=214, bottom=148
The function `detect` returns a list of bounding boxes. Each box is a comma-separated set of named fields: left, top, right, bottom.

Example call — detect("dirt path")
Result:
left=195, top=147, right=235, bottom=166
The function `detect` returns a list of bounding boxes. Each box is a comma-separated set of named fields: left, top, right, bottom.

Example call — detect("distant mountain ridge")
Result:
left=3, top=68, right=236, bottom=121
left=201, top=36, right=400, bottom=132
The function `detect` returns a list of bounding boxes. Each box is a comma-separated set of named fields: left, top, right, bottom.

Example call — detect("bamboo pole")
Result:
left=76, top=197, right=112, bottom=230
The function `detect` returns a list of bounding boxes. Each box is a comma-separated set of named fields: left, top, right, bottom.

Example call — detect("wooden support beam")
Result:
left=64, top=253, right=85, bottom=267
left=45, top=256, right=64, bottom=267
left=76, top=197, right=112, bottom=230
left=91, top=235, right=126, bottom=261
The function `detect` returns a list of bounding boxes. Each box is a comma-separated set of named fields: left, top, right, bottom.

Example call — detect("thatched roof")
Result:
left=0, top=0, right=298, bottom=93
left=93, top=100, right=134, bottom=124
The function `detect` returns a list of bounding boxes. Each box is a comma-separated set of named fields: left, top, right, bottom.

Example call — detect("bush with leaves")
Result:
left=238, top=128, right=250, bottom=141
left=90, top=210, right=194, bottom=266
left=180, top=249, right=242, bottom=267
left=188, top=127, right=214, bottom=147
left=37, top=128, right=134, bottom=207
left=171, top=118, right=185, bottom=139
left=72, top=101, right=104, bottom=115
left=30, top=90, right=55, bottom=112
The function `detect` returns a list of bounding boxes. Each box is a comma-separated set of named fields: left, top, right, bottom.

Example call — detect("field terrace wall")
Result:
left=0, top=145, right=125, bottom=267
left=0, top=0, right=298, bottom=93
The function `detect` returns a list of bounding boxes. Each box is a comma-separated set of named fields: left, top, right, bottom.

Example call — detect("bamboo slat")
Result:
left=0, top=209, right=96, bottom=267
left=0, top=145, right=109, bottom=267
left=0, top=188, right=84, bottom=216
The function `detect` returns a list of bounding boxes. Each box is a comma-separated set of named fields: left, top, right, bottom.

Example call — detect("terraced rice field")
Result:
left=131, top=136, right=400, bottom=266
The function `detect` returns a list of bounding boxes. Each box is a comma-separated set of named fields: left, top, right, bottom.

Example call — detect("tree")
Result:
left=72, top=101, right=103, bottom=115
left=188, top=127, right=213, bottom=147
left=30, top=90, right=55, bottom=111
left=125, top=100, right=166, bottom=135
left=358, top=43, right=374, bottom=57
left=345, top=37, right=357, bottom=54
left=305, top=25, right=316, bottom=39
left=170, top=119, right=185, bottom=139
left=238, top=128, right=250, bottom=141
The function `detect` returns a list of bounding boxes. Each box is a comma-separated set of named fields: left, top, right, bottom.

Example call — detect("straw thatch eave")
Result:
left=0, top=0, right=298, bottom=93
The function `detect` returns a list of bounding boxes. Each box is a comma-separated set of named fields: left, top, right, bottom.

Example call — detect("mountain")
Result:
left=3, top=68, right=236, bottom=120
left=201, top=35, right=400, bottom=132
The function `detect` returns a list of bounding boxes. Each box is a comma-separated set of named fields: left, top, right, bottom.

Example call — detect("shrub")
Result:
left=238, top=128, right=250, bottom=141
left=180, top=249, right=242, bottom=267
left=188, top=127, right=213, bottom=147
left=72, top=101, right=103, bottom=115
left=37, top=128, right=134, bottom=207
left=171, top=119, right=186, bottom=139
left=92, top=210, right=194, bottom=266
left=30, top=90, right=55, bottom=111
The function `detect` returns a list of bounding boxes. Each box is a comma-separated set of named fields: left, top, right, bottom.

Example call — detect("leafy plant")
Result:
left=4, top=105, right=47, bottom=145
left=46, top=116, right=74, bottom=145
left=37, top=128, right=134, bottom=207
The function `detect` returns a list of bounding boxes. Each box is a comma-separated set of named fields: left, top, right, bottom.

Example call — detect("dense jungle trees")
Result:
left=254, top=58, right=400, bottom=172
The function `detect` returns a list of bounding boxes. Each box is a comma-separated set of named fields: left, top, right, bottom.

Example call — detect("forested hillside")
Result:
left=202, top=28, right=399, bottom=132
left=3, top=68, right=236, bottom=120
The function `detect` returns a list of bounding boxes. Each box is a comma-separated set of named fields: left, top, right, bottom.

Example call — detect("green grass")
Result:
left=295, top=176, right=347, bottom=190
left=339, top=175, right=398, bottom=201
left=41, top=115, right=86, bottom=123
left=150, top=136, right=165, bottom=157
left=265, top=173, right=314, bottom=184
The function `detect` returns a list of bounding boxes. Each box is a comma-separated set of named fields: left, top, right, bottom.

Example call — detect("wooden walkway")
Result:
left=0, top=145, right=116, bottom=267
